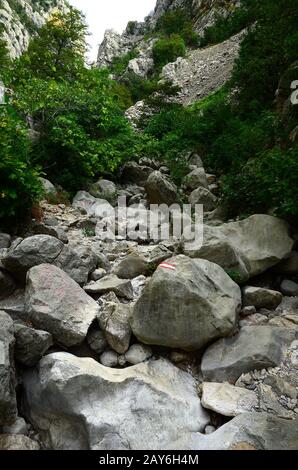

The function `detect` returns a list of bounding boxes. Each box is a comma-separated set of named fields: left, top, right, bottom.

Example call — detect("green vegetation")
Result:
left=155, top=8, right=198, bottom=47
left=110, top=49, right=139, bottom=76
left=141, top=0, right=298, bottom=220
left=0, top=9, right=147, bottom=227
left=153, top=35, right=186, bottom=69
left=0, top=106, right=43, bottom=224
left=0, top=24, right=9, bottom=69
left=110, top=7, right=197, bottom=104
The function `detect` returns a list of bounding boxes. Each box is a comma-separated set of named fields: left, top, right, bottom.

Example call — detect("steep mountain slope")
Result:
left=0, top=0, right=68, bottom=58
left=97, top=0, right=240, bottom=69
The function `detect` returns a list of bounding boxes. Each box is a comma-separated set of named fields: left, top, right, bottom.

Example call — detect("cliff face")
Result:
left=0, top=0, right=68, bottom=58
left=147, top=0, right=239, bottom=33
left=97, top=0, right=240, bottom=69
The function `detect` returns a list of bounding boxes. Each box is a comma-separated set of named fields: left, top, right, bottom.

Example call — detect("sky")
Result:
left=69, top=0, right=156, bottom=62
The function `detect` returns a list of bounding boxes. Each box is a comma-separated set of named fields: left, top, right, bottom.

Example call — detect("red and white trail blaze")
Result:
left=159, top=262, right=176, bottom=271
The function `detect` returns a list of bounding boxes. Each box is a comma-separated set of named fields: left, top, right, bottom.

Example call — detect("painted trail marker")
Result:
left=159, top=262, right=176, bottom=271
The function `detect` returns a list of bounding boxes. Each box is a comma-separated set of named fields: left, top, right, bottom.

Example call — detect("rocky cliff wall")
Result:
left=0, top=0, right=68, bottom=58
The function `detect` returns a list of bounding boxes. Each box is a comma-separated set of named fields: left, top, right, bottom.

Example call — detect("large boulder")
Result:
left=112, top=252, right=148, bottom=279
left=189, top=187, right=217, bottom=211
left=0, top=233, right=11, bottom=249
left=55, top=243, right=97, bottom=285
left=2, top=235, right=64, bottom=281
left=169, top=413, right=298, bottom=450
left=201, top=326, right=297, bottom=383
left=183, top=168, right=208, bottom=190
left=121, top=161, right=153, bottom=186
left=111, top=244, right=172, bottom=279
left=39, top=177, right=57, bottom=196
left=281, top=279, right=298, bottom=297
left=0, top=311, right=17, bottom=426
left=145, top=171, right=178, bottom=205
left=183, top=215, right=294, bottom=282
left=0, top=289, right=25, bottom=321
left=25, top=265, right=99, bottom=348
left=23, top=353, right=210, bottom=450
left=131, top=255, right=241, bottom=351
left=2, top=235, right=96, bottom=285
left=89, top=179, right=117, bottom=201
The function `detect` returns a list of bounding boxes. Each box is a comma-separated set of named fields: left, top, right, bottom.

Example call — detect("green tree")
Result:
left=11, top=8, right=87, bottom=83
left=11, top=68, right=138, bottom=192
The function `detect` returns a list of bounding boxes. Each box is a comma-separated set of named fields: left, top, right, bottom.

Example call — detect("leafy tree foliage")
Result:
left=0, top=9, right=145, bottom=225
left=0, top=107, right=42, bottom=226
left=156, top=8, right=198, bottom=47
left=11, top=9, right=87, bottom=83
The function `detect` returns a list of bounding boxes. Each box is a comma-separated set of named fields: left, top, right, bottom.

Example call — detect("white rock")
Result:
left=202, top=382, right=258, bottom=417
left=23, top=353, right=210, bottom=450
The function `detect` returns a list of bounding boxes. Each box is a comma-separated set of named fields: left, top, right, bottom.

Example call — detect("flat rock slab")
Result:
left=23, top=353, right=209, bottom=450
left=202, top=382, right=258, bottom=417
left=84, top=275, right=133, bottom=300
left=201, top=326, right=298, bottom=383
left=25, top=264, right=99, bottom=347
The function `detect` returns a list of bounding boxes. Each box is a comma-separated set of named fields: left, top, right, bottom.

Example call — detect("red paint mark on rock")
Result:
left=159, top=262, right=176, bottom=271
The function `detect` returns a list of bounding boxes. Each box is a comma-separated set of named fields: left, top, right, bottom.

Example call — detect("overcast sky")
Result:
left=69, top=0, right=156, bottom=62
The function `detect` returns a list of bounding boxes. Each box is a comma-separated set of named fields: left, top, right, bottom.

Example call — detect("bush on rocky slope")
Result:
left=153, top=35, right=186, bottom=69
left=141, top=0, right=298, bottom=220
left=155, top=7, right=198, bottom=47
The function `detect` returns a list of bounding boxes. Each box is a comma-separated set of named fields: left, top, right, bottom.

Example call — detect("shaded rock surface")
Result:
left=0, top=311, right=17, bottom=426
left=13, top=324, right=53, bottom=367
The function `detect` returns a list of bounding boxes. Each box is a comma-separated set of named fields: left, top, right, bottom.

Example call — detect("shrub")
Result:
left=231, top=0, right=298, bottom=111
left=153, top=35, right=186, bottom=69
left=0, top=107, right=42, bottom=226
left=221, top=145, right=298, bottom=219
left=199, top=3, right=255, bottom=47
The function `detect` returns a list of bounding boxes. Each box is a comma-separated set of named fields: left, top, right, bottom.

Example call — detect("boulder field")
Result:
left=1, top=157, right=298, bottom=450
